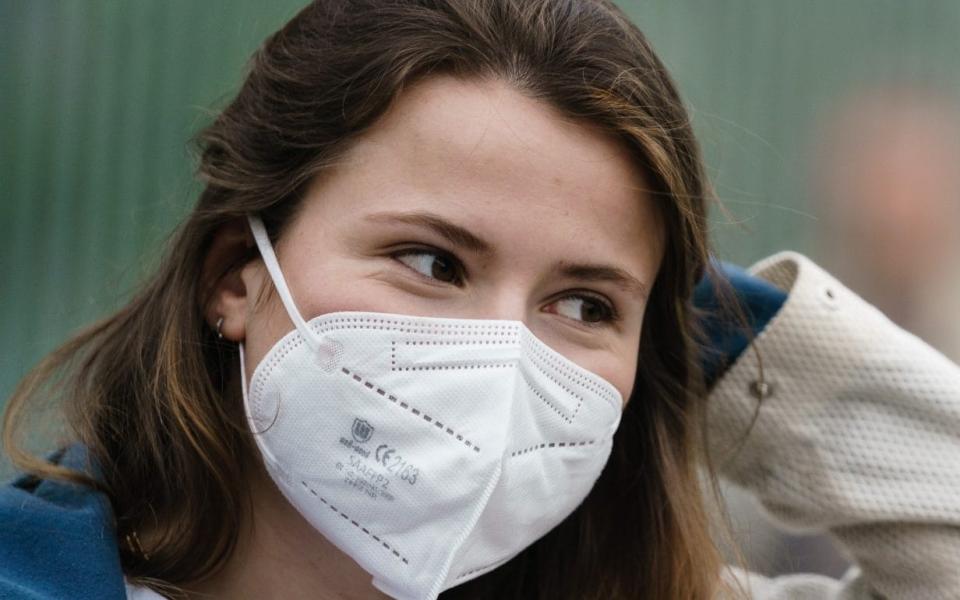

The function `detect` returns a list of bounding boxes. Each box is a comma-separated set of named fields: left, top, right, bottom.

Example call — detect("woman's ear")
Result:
left=200, top=218, right=259, bottom=342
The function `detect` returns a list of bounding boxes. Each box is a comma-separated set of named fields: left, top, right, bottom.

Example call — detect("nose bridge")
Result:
left=479, top=278, right=531, bottom=325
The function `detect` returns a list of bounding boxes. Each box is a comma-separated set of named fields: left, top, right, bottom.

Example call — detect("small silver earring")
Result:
left=124, top=529, right=150, bottom=562
left=215, top=316, right=225, bottom=339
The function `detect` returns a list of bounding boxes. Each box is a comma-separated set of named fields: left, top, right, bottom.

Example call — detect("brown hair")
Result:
left=3, top=1, right=742, bottom=598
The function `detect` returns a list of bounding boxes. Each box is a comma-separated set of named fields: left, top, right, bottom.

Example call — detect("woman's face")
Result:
left=233, top=75, right=664, bottom=404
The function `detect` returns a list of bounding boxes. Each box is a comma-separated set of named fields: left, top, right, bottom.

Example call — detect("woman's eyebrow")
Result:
left=554, top=262, right=649, bottom=301
left=364, top=210, right=648, bottom=300
left=364, top=210, right=493, bottom=255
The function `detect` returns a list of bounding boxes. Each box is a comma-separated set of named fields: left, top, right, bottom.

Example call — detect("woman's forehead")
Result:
left=311, top=75, right=664, bottom=270
left=351, top=76, right=646, bottom=198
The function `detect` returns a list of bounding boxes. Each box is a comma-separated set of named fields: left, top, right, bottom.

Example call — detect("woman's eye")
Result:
left=550, top=295, right=616, bottom=327
left=392, top=248, right=464, bottom=285
left=389, top=250, right=614, bottom=327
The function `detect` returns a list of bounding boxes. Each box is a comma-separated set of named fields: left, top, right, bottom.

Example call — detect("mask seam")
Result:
left=391, top=339, right=518, bottom=372
left=250, top=322, right=620, bottom=424
left=340, top=366, right=482, bottom=453
left=299, top=481, right=410, bottom=565
left=522, top=331, right=620, bottom=407
left=253, top=315, right=616, bottom=400
left=454, top=553, right=514, bottom=582
left=519, top=367, right=578, bottom=424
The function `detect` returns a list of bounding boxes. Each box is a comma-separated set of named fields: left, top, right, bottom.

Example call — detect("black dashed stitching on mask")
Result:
left=341, top=367, right=481, bottom=453
left=300, top=481, right=409, bottom=565
left=508, top=439, right=596, bottom=457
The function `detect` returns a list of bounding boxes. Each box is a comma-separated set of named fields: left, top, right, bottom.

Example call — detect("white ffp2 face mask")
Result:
left=239, top=215, right=623, bottom=600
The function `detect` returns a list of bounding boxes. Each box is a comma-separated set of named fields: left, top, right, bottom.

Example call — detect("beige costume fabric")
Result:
left=712, top=252, right=960, bottom=599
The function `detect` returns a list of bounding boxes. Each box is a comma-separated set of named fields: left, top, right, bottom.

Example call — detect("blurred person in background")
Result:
left=812, top=83, right=960, bottom=362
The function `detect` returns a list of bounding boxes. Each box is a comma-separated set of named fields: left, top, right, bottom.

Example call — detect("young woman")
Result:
left=2, top=1, right=958, bottom=599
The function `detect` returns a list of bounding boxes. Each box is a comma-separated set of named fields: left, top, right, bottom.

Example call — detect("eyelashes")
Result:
left=389, top=245, right=619, bottom=328
left=392, top=246, right=465, bottom=286
left=547, top=293, right=617, bottom=327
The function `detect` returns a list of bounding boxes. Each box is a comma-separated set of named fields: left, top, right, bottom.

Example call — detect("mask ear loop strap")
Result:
left=247, top=215, right=323, bottom=354
left=239, top=341, right=250, bottom=402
